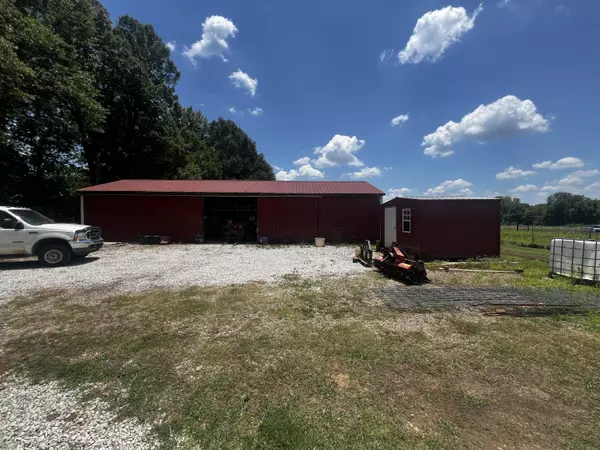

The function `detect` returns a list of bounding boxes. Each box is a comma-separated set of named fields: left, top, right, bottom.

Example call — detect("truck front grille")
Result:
left=90, top=227, right=101, bottom=240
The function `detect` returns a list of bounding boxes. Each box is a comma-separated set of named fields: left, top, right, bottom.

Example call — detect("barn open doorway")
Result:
left=203, top=197, right=258, bottom=242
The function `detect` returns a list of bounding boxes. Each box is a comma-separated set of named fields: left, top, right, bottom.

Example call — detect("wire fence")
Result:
left=502, top=226, right=598, bottom=249
left=502, top=225, right=592, bottom=233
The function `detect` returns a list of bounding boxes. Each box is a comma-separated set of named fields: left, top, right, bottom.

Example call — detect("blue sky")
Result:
left=101, top=0, right=599, bottom=203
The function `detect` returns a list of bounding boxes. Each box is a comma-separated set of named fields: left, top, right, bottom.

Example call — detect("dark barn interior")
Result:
left=203, top=197, right=258, bottom=242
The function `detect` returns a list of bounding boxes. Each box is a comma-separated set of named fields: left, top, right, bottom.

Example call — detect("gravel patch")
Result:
left=0, top=376, right=157, bottom=449
left=0, top=244, right=365, bottom=303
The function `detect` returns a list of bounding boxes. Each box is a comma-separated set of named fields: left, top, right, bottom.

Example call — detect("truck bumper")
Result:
left=71, top=240, right=104, bottom=254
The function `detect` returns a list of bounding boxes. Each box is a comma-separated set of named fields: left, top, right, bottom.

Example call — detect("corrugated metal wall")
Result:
left=85, top=194, right=381, bottom=244
left=257, top=197, right=319, bottom=243
left=258, top=196, right=380, bottom=243
left=84, top=195, right=203, bottom=242
left=318, top=196, right=381, bottom=243
left=388, top=198, right=500, bottom=260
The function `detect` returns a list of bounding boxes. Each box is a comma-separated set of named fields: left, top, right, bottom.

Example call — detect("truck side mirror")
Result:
left=2, top=218, right=21, bottom=229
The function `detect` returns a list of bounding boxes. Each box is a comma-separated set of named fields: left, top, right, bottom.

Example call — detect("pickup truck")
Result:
left=0, top=206, right=103, bottom=266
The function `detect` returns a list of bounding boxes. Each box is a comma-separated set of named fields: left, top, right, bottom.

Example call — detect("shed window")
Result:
left=402, top=208, right=411, bottom=233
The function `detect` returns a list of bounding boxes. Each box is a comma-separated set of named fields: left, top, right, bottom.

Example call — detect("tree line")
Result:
left=498, top=193, right=600, bottom=226
left=0, top=0, right=274, bottom=220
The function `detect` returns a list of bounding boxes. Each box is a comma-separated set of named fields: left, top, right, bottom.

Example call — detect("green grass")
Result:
left=2, top=276, right=600, bottom=449
left=427, top=243, right=599, bottom=291
left=502, top=226, right=596, bottom=249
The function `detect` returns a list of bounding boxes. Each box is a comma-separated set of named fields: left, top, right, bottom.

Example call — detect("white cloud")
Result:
left=533, top=157, right=583, bottom=170
left=313, top=135, right=365, bottom=168
left=391, top=114, right=410, bottom=126
left=347, top=167, right=382, bottom=179
left=559, top=170, right=599, bottom=186
left=183, top=16, right=238, bottom=63
left=275, top=170, right=298, bottom=181
left=510, top=184, right=539, bottom=193
left=380, top=49, right=394, bottom=63
left=388, top=188, right=413, bottom=197
left=229, top=106, right=236, bottom=113
left=166, top=41, right=176, bottom=52
left=426, top=179, right=472, bottom=196
left=422, top=95, right=549, bottom=157
left=497, top=0, right=513, bottom=7
left=541, top=185, right=560, bottom=192
left=229, top=70, right=257, bottom=97
left=294, top=156, right=311, bottom=166
left=247, top=107, right=263, bottom=116
left=275, top=164, right=324, bottom=181
left=298, top=164, right=324, bottom=179
left=384, top=188, right=413, bottom=202
left=496, top=166, right=537, bottom=180
left=459, top=188, right=474, bottom=195
left=273, top=165, right=282, bottom=172
left=399, top=4, right=483, bottom=64
left=585, top=181, right=600, bottom=191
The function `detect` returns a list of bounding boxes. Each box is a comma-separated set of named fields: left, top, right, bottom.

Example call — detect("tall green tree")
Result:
left=207, top=118, right=275, bottom=181
left=79, top=15, right=183, bottom=183
left=0, top=0, right=104, bottom=215
left=1, top=0, right=276, bottom=219
left=173, top=106, right=222, bottom=180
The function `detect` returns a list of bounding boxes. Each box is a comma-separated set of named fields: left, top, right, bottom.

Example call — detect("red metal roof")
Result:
left=79, top=180, right=384, bottom=196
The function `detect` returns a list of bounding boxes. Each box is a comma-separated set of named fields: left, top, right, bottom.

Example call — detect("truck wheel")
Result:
left=38, top=244, right=72, bottom=267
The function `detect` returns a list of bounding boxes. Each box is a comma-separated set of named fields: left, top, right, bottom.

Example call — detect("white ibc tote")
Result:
left=549, top=238, right=600, bottom=282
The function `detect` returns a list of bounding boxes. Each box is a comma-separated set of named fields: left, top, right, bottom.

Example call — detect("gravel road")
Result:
left=0, top=376, right=157, bottom=449
left=0, top=244, right=364, bottom=303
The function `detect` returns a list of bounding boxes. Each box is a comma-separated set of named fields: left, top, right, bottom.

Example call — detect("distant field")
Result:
left=502, top=226, right=597, bottom=249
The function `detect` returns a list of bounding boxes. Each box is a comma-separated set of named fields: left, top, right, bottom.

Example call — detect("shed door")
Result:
left=384, top=206, right=396, bottom=247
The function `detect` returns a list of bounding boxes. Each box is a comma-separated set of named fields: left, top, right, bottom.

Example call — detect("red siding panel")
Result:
left=387, top=198, right=500, bottom=260
left=257, top=197, right=318, bottom=243
left=318, top=196, right=381, bottom=243
left=84, top=195, right=203, bottom=242
left=258, top=196, right=381, bottom=243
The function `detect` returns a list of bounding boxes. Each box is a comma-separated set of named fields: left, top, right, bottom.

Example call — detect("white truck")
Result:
left=0, top=206, right=103, bottom=266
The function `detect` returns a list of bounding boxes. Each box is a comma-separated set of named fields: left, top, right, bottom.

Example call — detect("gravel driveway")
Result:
left=0, top=376, right=157, bottom=449
left=0, top=244, right=364, bottom=303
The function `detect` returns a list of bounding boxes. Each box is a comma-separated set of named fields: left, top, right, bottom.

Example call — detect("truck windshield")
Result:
left=9, top=209, right=54, bottom=225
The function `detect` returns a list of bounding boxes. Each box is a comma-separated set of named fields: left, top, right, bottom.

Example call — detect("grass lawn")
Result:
left=2, top=271, right=600, bottom=449
left=502, top=226, right=596, bottom=249
left=428, top=242, right=600, bottom=291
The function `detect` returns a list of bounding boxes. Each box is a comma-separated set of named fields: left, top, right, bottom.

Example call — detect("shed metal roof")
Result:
left=382, top=196, right=500, bottom=205
left=79, top=180, right=384, bottom=196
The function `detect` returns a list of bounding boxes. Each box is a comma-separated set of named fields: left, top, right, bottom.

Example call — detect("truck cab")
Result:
left=0, top=206, right=103, bottom=266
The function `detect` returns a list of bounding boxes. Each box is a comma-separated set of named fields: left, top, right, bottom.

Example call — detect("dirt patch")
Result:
left=331, top=373, right=350, bottom=390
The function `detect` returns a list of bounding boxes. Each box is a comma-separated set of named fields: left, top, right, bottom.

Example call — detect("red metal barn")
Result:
left=79, top=180, right=383, bottom=244
left=381, top=197, right=501, bottom=260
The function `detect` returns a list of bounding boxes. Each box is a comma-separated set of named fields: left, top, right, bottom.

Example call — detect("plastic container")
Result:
left=550, top=238, right=600, bottom=281
left=315, top=237, right=326, bottom=247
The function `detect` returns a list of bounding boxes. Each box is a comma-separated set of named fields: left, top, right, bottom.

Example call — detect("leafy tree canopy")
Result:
left=0, top=0, right=274, bottom=220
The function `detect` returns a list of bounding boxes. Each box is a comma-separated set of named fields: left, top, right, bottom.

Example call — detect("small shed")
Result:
left=382, top=197, right=501, bottom=260
left=79, top=180, right=383, bottom=244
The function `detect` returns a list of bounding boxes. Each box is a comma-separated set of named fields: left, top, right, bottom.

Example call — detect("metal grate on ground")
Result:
left=379, top=285, right=600, bottom=313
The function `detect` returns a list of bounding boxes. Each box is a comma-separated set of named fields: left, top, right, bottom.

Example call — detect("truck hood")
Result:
left=32, top=223, right=91, bottom=233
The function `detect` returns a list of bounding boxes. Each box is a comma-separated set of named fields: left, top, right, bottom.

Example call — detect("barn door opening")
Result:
left=384, top=206, right=396, bottom=247
left=204, top=197, right=258, bottom=242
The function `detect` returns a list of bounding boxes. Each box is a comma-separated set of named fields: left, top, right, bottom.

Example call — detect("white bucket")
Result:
left=315, top=237, right=326, bottom=247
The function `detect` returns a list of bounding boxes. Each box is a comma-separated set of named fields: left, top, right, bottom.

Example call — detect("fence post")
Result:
left=531, top=225, right=534, bottom=245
